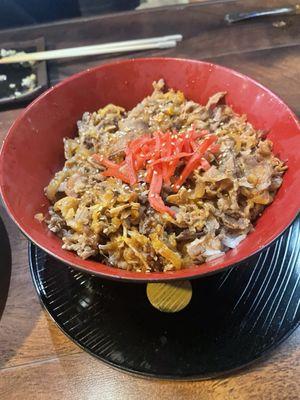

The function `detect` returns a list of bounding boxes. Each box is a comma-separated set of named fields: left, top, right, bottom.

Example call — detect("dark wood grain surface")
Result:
left=0, top=1, right=299, bottom=399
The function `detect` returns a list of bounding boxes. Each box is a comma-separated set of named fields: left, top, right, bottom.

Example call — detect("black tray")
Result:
left=29, top=217, right=300, bottom=380
left=0, top=37, right=47, bottom=107
left=0, top=216, right=11, bottom=321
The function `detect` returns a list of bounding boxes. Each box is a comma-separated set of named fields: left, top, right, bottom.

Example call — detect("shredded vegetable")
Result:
left=92, top=128, right=217, bottom=216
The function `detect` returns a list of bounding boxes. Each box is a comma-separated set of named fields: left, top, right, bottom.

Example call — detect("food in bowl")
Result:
left=42, top=80, right=286, bottom=273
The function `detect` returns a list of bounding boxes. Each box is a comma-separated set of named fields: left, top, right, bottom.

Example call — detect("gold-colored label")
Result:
left=146, top=281, right=192, bottom=313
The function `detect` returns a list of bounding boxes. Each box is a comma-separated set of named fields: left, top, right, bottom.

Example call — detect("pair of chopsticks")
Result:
left=0, top=34, right=182, bottom=64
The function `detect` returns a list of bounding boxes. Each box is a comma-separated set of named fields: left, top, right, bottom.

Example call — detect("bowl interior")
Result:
left=1, top=58, right=299, bottom=281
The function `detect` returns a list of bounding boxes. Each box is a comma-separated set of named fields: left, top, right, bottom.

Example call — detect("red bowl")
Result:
left=0, top=58, right=299, bottom=282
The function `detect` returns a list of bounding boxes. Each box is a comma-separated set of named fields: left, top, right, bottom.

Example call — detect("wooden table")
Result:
left=0, top=1, right=299, bottom=398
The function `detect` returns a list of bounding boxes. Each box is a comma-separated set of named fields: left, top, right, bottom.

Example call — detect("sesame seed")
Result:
left=153, top=170, right=158, bottom=175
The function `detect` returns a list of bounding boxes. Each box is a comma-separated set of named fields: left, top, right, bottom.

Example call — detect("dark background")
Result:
left=0, top=0, right=141, bottom=29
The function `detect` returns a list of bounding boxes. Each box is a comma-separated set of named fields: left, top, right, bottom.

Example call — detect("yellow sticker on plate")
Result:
left=146, top=281, right=192, bottom=313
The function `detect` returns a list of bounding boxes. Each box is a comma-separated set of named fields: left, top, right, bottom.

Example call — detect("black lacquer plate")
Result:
left=0, top=216, right=12, bottom=321
left=29, top=217, right=300, bottom=379
left=0, top=37, right=47, bottom=107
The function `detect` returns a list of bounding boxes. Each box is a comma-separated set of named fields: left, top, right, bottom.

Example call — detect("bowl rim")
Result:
left=1, top=57, right=299, bottom=282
